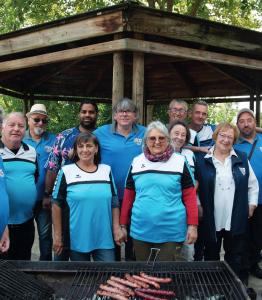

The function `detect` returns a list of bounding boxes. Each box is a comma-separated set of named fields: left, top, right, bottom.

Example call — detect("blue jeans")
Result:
left=70, top=249, right=115, bottom=261
left=35, top=202, right=52, bottom=261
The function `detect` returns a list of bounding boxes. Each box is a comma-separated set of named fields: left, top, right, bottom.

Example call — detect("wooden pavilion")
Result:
left=0, top=2, right=261, bottom=124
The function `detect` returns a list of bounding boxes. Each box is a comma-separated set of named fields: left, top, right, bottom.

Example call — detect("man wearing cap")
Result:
left=0, top=112, right=38, bottom=260
left=45, top=99, right=98, bottom=261
left=24, top=104, right=56, bottom=261
left=234, top=108, right=262, bottom=279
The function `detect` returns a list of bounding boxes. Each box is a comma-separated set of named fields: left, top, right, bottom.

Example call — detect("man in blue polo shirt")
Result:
left=24, top=104, right=56, bottom=261
left=234, top=108, right=262, bottom=280
left=94, top=97, right=146, bottom=260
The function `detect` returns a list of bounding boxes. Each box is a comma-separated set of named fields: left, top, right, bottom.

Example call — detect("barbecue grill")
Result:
left=2, top=260, right=249, bottom=300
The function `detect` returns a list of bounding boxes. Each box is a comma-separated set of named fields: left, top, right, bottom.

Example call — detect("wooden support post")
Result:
left=256, top=92, right=261, bottom=126
left=132, top=52, right=144, bottom=124
left=146, top=105, right=154, bottom=125
left=250, top=94, right=254, bottom=111
left=112, top=52, right=124, bottom=108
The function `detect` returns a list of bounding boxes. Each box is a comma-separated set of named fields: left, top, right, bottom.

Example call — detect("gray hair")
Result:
left=112, top=98, right=139, bottom=122
left=2, top=112, right=26, bottom=127
left=169, top=99, right=188, bottom=111
left=192, top=100, right=208, bottom=111
left=143, top=121, right=170, bottom=148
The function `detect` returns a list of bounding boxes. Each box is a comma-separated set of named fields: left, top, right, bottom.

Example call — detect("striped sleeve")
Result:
left=109, top=171, right=119, bottom=208
left=52, top=169, right=67, bottom=208
left=125, top=166, right=135, bottom=190
left=181, top=161, right=195, bottom=189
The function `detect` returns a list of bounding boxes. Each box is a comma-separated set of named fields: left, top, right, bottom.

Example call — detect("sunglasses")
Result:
left=147, top=136, right=167, bottom=143
left=31, top=117, right=48, bottom=124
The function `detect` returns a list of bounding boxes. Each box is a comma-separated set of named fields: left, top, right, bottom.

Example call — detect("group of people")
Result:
left=0, top=98, right=261, bottom=287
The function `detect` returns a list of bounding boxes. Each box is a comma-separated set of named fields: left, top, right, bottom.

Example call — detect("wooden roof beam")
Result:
left=204, top=62, right=255, bottom=91
left=0, top=11, right=123, bottom=57
left=0, top=39, right=261, bottom=74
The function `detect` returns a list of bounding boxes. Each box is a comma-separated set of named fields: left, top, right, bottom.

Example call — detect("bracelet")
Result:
left=120, top=225, right=127, bottom=229
left=44, top=191, right=51, bottom=197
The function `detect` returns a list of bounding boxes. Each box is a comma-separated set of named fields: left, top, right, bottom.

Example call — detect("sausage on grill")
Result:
left=134, top=289, right=166, bottom=300
left=107, top=279, right=135, bottom=296
left=132, top=275, right=160, bottom=289
left=124, top=273, right=150, bottom=288
left=110, top=276, right=140, bottom=288
left=140, top=272, right=172, bottom=283
left=135, top=288, right=175, bottom=297
left=99, top=284, right=129, bottom=297
left=96, top=289, right=129, bottom=300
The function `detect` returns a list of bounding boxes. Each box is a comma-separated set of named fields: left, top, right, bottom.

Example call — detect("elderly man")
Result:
left=234, top=108, right=262, bottom=279
left=23, top=104, right=56, bottom=261
left=45, top=99, right=98, bottom=261
left=168, top=99, right=199, bottom=146
left=94, top=97, right=146, bottom=260
left=0, top=112, right=38, bottom=260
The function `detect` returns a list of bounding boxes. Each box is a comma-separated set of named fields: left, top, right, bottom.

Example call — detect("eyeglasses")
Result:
left=31, top=117, right=48, bottom=124
left=117, top=110, right=134, bottom=114
left=218, top=133, right=234, bottom=141
left=169, top=108, right=187, bottom=114
left=147, top=136, right=167, bottom=143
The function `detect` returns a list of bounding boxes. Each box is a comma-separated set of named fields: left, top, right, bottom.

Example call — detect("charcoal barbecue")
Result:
left=0, top=260, right=249, bottom=299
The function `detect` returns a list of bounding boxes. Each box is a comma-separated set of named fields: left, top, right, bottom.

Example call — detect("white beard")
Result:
left=33, top=127, right=44, bottom=136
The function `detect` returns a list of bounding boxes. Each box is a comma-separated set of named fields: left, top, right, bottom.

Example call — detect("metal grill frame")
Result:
left=64, top=261, right=248, bottom=300
left=0, top=260, right=54, bottom=300
left=9, top=261, right=249, bottom=300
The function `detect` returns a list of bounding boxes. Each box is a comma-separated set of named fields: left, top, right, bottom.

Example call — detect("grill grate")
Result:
left=65, top=262, right=247, bottom=300
left=0, top=260, right=54, bottom=300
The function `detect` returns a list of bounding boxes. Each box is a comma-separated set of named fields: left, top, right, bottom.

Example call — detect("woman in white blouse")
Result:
left=195, top=122, right=258, bottom=281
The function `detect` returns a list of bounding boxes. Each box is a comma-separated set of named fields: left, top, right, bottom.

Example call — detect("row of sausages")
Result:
left=96, top=272, right=175, bottom=300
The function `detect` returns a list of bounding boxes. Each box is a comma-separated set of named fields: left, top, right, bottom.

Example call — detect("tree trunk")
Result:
left=189, top=0, right=204, bottom=16
left=167, top=0, right=173, bottom=12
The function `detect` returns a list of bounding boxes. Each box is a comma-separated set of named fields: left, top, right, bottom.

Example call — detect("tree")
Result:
left=0, top=0, right=259, bottom=129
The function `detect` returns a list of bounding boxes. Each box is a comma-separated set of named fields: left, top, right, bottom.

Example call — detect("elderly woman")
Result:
left=120, top=121, right=198, bottom=261
left=195, top=122, right=258, bottom=279
left=52, top=132, right=122, bottom=261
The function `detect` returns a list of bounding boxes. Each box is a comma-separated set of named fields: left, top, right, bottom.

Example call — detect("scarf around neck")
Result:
left=144, top=144, right=174, bottom=162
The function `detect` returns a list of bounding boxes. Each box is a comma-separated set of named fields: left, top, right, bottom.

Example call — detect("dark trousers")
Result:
left=194, top=219, right=205, bottom=261
left=7, top=218, right=35, bottom=260
left=248, top=204, right=262, bottom=267
left=204, top=230, right=245, bottom=279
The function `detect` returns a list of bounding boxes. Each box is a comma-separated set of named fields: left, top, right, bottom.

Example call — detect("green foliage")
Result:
left=152, top=102, right=237, bottom=125
left=0, top=95, right=112, bottom=133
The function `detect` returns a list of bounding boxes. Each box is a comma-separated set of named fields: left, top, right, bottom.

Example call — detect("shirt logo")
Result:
left=44, top=146, right=53, bottom=153
left=239, top=167, right=246, bottom=176
left=134, top=138, right=142, bottom=146
left=0, top=169, right=4, bottom=177
left=75, top=174, right=81, bottom=178
left=141, top=164, right=145, bottom=168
